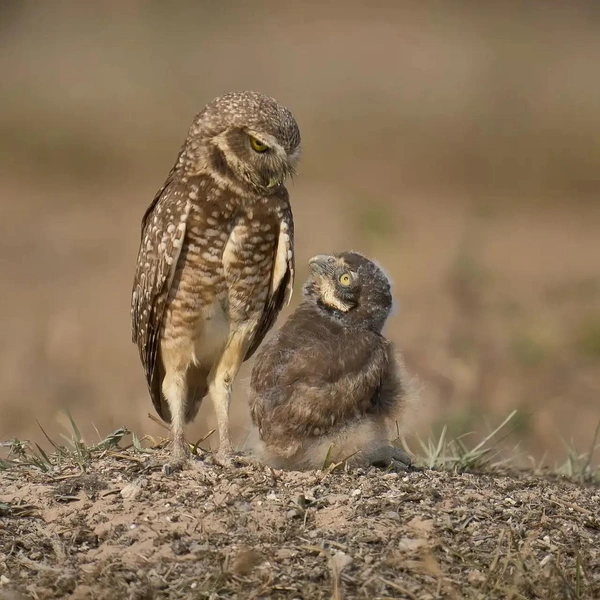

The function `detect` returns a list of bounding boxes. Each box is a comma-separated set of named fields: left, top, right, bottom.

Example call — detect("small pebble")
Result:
left=382, top=511, right=400, bottom=521
left=326, top=494, right=350, bottom=505
left=120, top=483, right=141, bottom=500
left=331, top=551, right=353, bottom=572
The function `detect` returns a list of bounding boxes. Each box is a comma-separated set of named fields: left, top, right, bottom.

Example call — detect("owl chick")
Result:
left=248, top=251, right=416, bottom=471
left=131, top=91, right=301, bottom=473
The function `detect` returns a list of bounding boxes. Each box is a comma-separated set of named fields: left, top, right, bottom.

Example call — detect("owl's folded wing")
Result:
left=244, top=204, right=295, bottom=361
left=130, top=177, right=190, bottom=420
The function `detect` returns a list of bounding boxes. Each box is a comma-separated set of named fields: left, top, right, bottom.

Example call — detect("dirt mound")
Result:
left=1, top=451, right=598, bottom=599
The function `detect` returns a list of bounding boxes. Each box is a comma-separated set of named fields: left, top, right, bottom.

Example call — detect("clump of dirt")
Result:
left=0, top=450, right=598, bottom=599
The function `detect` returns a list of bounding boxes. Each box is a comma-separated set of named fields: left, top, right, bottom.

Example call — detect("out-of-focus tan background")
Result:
left=1, top=1, right=599, bottom=465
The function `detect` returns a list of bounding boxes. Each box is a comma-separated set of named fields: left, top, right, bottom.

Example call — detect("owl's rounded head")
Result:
left=303, top=251, right=393, bottom=332
left=182, top=91, right=301, bottom=193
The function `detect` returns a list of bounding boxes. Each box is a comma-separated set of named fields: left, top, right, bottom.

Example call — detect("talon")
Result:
left=369, top=445, right=415, bottom=471
left=389, top=458, right=411, bottom=472
left=204, top=450, right=233, bottom=468
left=232, top=452, right=259, bottom=468
left=162, top=456, right=188, bottom=476
left=205, top=449, right=256, bottom=468
left=161, top=443, right=190, bottom=475
left=390, top=446, right=413, bottom=468
left=216, top=449, right=244, bottom=467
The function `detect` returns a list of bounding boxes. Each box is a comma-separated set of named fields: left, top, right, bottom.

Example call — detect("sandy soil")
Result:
left=1, top=449, right=598, bottom=600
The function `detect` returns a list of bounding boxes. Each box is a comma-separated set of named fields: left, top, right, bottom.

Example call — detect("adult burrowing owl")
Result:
left=249, top=252, right=416, bottom=471
left=131, top=91, right=301, bottom=472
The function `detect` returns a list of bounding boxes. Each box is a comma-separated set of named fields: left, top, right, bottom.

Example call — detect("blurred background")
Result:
left=1, top=0, right=599, bottom=466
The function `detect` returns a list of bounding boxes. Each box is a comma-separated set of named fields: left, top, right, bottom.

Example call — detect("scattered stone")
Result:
left=230, top=547, right=263, bottom=576
left=120, top=483, right=141, bottom=500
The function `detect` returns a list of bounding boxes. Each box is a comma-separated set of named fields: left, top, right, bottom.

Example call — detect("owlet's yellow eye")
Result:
left=249, top=136, right=268, bottom=153
left=339, top=273, right=351, bottom=286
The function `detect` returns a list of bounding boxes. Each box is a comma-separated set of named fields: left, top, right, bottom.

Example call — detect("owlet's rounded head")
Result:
left=303, top=251, right=394, bottom=332
left=178, top=90, right=301, bottom=193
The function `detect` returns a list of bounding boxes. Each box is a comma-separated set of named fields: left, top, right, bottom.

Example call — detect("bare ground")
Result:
left=1, top=450, right=598, bottom=600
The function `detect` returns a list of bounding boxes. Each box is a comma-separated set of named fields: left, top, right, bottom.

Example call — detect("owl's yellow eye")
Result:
left=339, top=273, right=351, bottom=286
left=249, top=136, right=268, bottom=153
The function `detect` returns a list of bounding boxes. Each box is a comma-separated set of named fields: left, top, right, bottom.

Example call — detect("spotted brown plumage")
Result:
left=131, top=91, right=300, bottom=473
left=249, top=252, right=417, bottom=471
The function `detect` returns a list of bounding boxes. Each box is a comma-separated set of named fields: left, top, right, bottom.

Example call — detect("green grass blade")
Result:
left=37, top=420, right=63, bottom=452
left=65, top=409, right=82, bottom=443
left=470, top=410, right=517, bottom=454
left=34, top=443, right=53, bottom=467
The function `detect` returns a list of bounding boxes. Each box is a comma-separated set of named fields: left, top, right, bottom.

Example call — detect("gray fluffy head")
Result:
left=303, top=251, right=394, bottom=332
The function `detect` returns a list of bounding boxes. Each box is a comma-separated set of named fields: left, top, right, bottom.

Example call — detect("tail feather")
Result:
left=150, top=357, right=172, bottom=423
left=184, top=367, right=210, bottom=423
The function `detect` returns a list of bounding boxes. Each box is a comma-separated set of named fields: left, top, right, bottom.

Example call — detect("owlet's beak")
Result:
left=308, top=254, right=337, bottom=276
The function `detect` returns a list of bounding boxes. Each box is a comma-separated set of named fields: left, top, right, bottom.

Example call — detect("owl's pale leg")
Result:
left=162, top=368, right=190, bottom=474
left=207, top=334, right=246, bottom=465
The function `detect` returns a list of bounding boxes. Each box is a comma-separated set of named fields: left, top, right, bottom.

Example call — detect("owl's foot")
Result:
left=161, top=437, right=191, bottom=476
left=231, top=452, right=261, bottom=468
left=204, top=448, right=258, bottom=469
left=368, top=445, right=415, bottom=472
left=162, top=456, right=188, bottom=476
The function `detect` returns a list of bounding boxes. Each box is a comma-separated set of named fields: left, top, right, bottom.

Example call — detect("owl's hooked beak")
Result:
left=266, top=154, right=298, bottom=188
left=264, top=157, right=295, bottom=189
left=308, top=254, right=337, bottom=277
left=266, top=175, right=284, bottom=188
